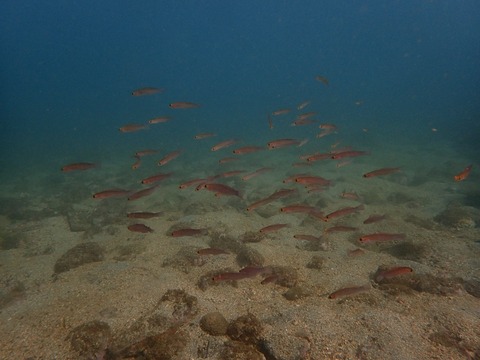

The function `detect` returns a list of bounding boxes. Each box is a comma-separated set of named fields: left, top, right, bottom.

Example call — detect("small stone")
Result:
left=227, top=313, right=263, bottom=345
left=200, top=312, right=229, bottom=336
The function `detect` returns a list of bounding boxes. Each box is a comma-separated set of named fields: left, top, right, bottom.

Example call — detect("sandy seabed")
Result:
left=0, top=137, right=479, bottom=360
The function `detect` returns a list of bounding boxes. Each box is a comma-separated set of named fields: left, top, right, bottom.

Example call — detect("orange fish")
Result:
left=324, top=204, right=364, bottom=221
left=232, top=146, right=264, bottom=155
left=127, top=224, right=154, bottom=233
left=171, top=228, right=208, bottom=237
left=119, top=124, right=148, bottom=133
left=158, top=150, right=182, bottom=166
left=363, top=214, right=386, bottom=224
left=132, top=87, right=163, bottom=96
left=127, top=212, right=162, bottom=219
left=328, top=285, right=370, bottom=299
left=141, top=172, right=172, bottom=184
left=128, top=185, right=158, bottom=201
left=331, top=150, right=369, bottom=160
left=268, top=114, right=274, bottom=129
left=242, top=167, right=272, bottom=181
left=218, top=157, right=238, bottom=164
left=131, top=155, right=141, bottom=170
left=61, top=162, right=97, bottom=172
left=295, top=176, right=331, bottom=186
left=271, top=108, right=290, bottom=116
left=359, top=233, right=406, bottom=244
left=211, top=139, right=237, bottom=152
left=203, top=183, right=241, bottom=197
left=280, top=204, right=316, bottom=214
left=197, top=248, right=229, bottom=255
left=259, top=223, right=289, bottom=233
left=93, top=189, right=131, bottom=199
left=374, top=266, right=413, bottom=283
left=148, top=116, right=171, bottom=124
left=135, top=149, right=158, bottom=157
left=267, top=138, right=300, bottom=149
left=169, top=102, right=200, bottom=109
left=454, top=164, right=473, bottom=181
left=315, top=75, right=329, bottom=86
left=194, top=132, right=216, bottom=140
left=363, top=167, right=401, bottom=178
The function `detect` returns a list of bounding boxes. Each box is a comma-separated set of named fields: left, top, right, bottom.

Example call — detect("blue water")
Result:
left=1, top=1, right=479, bottom=182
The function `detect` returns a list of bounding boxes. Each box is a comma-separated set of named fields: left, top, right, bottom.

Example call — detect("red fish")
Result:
left=169, top=102, right=200, bottom=109
left=203, top=183, right=241, bottom=197
left=119, top=124, right=148, bottom=133
left=271, top=108, right=290, bottom=116
left=135, top=149, right=158, bottom=157
left=315, top=75, right=329, bottom=86
left=128, top=185, right=158, bottom=201
left=158, top=150, right=182, bottom=166
left=259, top=224, right=288, bottom=233
left=131, top=155, right=141, bottom=170
left=148, top=116, right=171, bottom=124
left=127, top=212, right=162, bottom=219
left=93, top=189, right=131, bottom=199
left=267, top=139, right=300, bottom=149
left=132, top=87, right=163, bottom=96
left=363, top=214, right=386, bottom=224
left=363, top=167, right=401, bottom=178
left=242, top=167, right=272, bottom=181
left=141, top=172, right=172, bottom=184
left=295, top=176, right=331, bottom=186
left=233, top=146, right=264, bottom=155
left=324, top=204, right=364, bottom=221
left=331, top=151, right=369, bottom=160
left=194, top=132, right=216, bottom=139
left=211, top=139, right=238, bottom=152
left=171, top=228, right=208, bottom=237
left=374, top=266, right=413, bottom=282
left=197, top=248, right=229, bottom=255
left=454, top=164, right=473, bottom=181
left=61, top=162, right=96, bottom=172
left=359, top=233, right=406, bottom=244
left=328, top=285, right=370, bottom=299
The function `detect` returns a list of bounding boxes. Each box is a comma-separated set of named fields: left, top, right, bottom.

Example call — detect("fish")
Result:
left=171, top=228, right=208, bottom=237
left=194, top=132, right=216, bottom=140
left=135, top=149, right=158, bottom=157
left=131, top=155, right=141, bottom=170
left=61, top=162, right=97, bottom=172
left=141, top=172, right=172, bottom=184
left=119, top=124, right=148, bottom=133
left=271, top=108, right=290, bottom=116
left=246, top=188, right=296, bottom=211
left=340, top=191, right=360, bottom=201
left=128, top=185, right=158, bottom=201
left=291, top=118, right=317, bottom=126
left=93, top=189, right=131, bottom=199
left=179, top=177, right=212, bottom=189
left=363, top=214, right=386, bottom=224
left=305, top=153, right=331, bottom=162
left=259, top=223, right=288, bottom=233
left=267, top=139, right=300, bottom=149
left=212, top=272, right=252, bottom=282
left=169, top=102, right=200, bottom=109
left=219, top=157, right=239, bottom=164
left=242, top=167, right=272, bottom=181
left=331, top=150, right=369, bottom=160
left=293, top=234, right=322, bottom=241
left=148, top=116, right=171, bottom=124
left=328, top=284, right=370, bottom=299
left=297, top=101, right=310, bottom=110
left=280, top=204, right=316, bottom=214
left=211, top=139, right=238, bottom=151
left=324, top=204, right=364, bottom=221
left=454, top=164, right=473, bottom=181
left=158, top=150, right=182, bottom=166
left=203, top=183, right=241, bottom=197
left=132, top=87, right=163, bottom=96
left=294, top=176, right=331, bottom=186
left=232, top=146, right=264, bottom=155
left=127, top=224, right=154, bottom=233
left=359, top=233, right=406, bottom=244
left=315, top=75, right=329, bottom=86
left=363, top=167, right=401, bottom=178
left=219, top=170, right=245, bottom=178
left=268, top=114, right=274, bottom=129
left=127, top=212, right=162, bottom=219
left=374, top=266, right=413, bottom=283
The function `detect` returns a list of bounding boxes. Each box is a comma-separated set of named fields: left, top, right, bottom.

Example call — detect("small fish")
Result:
left=194, top=132, right=216, bottom=140
left=374, top=266, right=413, bottom=283
left=171, top=228, right=208, bottom=237
left=324, top=226, right=358, bottom=233
left=297, top=101, right=310, bottom=110
left=128, top=224, right=154, bottom=233
left=328, top=284, right=370, bottom=299
left=127, top=212, right=162, bottom=219
left=148, top=116, right=171, bottom=124
left=119, top=124, right=148, bottom=133
left=211, top=139, right=238, bottom=152
left=293, top=234, right=322, bottom=241
left=267, top=139, right=300, bottom=149
left=363, top=214, right=386, bottom=224
left=363, top=167, right=401, bottom=178
left=203, top=183, right=241, bottom=197
left=359, top=233, right=406, bottom=244
left=315, top=75, right=329, bottom=86
left=242, top=167, right=272, bottom=181
left=131, top=156, right=141, bottom=170
left=132, top=87, right=163, bottom=96
left=219, top=170, right=245, bottom=178
left=232, top=146, right=264, bottom=155
left=169, top=102, right=200, bottom=109
left=454, top=164, right=473, bottom=181
left=325, top=204, right=364, bottom=221
left=219, top=157, right=238, bottom=164
left=141, top=172, right=172, bottom=184
left=135, top=149, right=158, bottom=157
left=306, top=153, right=331, bottom=162
left=295, top=176, right=331, bottom=186
left=280, top=204, right=316, bottom=214
left=61, top=162, right=96, bottom=172
left=259, top=223, right=289, bottom=233
left=331, top=151, right=369, bottom=160
left=93, top=189, right=131, bottom=199
left=271, top=108, right=290, bottom=116
left=158, top=150, right=182, bottom=166
left=128, top=185, right=158, bottom=201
